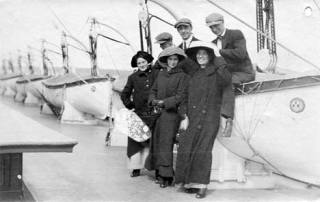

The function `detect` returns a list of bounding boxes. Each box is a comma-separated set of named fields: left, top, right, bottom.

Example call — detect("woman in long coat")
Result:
left=145, top=47, right=189, bottom=188
left=121, top=51, right=159, bottom=177
left=175, top=41, right=231, bottom=198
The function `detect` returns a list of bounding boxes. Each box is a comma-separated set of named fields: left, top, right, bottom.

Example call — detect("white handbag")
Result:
left=114, top=108, right=151, bottom=142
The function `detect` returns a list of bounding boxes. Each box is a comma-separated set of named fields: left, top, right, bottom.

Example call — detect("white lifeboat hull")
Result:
left=43, top=79, right=113, bottom=120
left=218, top=75, right=320, bottom=186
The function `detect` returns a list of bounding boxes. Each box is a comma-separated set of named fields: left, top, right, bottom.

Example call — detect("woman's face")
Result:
left=137, top=57, right=148, bottom=71
left=167, top=55, right=179, bottom=69
left=196, top=49, right=209, bottom=66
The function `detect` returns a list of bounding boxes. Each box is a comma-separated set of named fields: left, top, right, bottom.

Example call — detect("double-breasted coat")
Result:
left=175, top=57, right=231, bottom=185
left=121, top=67, right=159, bottom=158
left=145, top=67, right=189, bottom=178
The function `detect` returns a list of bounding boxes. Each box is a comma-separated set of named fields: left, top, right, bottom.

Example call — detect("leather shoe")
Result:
left=155, top=170, right=160, bottom=184
left=159, top=177, right=173, bottom=188
left=130, top=169, right=140, bottom=177
left=184, top=188, right=199, bottom=194
left=160, top=180, right=169, bottom=188
left=195, top=188, right=207, bottom=199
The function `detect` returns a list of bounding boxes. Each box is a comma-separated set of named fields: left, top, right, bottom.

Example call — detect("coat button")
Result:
left=197, top=125, right=202, bottom=129
left=192, top=106, right=196, bottom=109
left=146, top=84, right=149, bottom=87
left=202, top=110, right=206, bottom=114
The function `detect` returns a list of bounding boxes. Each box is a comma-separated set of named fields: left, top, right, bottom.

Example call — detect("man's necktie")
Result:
left=183, top=41, right=187, bottom=51
left=217, top=35, right=222, bottom=50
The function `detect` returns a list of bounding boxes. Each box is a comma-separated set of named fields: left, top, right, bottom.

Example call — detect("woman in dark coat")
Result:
left=145, top=47, right=189, bottom=188
left=175, top=41, right=231, bottom=198
left=121, top=51, right=159, bottom=177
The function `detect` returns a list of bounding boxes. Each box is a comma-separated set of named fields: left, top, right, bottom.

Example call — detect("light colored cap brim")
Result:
left=175, top=22, right=192, bottom=28
left=155, top=40, right=168, bottom=44
left=206, top=21, right=223, bottom=27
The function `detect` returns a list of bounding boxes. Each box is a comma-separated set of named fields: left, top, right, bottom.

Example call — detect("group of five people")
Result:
left=120, top=12, right=255, bottom=199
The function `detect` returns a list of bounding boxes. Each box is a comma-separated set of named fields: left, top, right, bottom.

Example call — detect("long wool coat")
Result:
left=145, top=67, right=189, bottom=177
left=175, top=57, right=231, bottom=185
left=120, top=67, right=159, bottom=158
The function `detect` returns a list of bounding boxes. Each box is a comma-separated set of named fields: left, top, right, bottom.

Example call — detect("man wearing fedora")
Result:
left=205, top=13, right=255, bottom=136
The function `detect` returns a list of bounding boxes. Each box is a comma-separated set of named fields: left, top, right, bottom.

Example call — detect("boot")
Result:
left=195, top=188, right=207, bottom=199
left=130, top=169, right=140, bottom=177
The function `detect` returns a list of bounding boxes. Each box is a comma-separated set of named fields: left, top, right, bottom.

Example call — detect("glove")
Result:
left=156, top=100, right=164, bottom=108
left=222, top=118, right=233, bottom=137
left=151, top=99, right=164, bottom=108
left=179, top=116, right=189, bottom=131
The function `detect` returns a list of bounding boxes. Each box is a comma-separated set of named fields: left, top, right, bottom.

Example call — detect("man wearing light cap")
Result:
left=174, top=18, right=200, bottom=75
left=174, top=18, right=199, bottom=51
left=153, top=32, right=174, bottom=70
left=206, top=13, right=255, bottom=136
left=155, top=32, right=173, bottom=50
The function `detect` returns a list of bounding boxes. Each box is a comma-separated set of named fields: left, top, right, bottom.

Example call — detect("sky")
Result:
left=0, top=0, right=320, bottom=74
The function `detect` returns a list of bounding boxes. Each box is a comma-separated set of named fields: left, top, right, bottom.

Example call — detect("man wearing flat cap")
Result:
left=155, top=32, right=173, bottom=50
left=174, top=18, right=200, bottom=51
left=174, top=18, right=200, bottom=75
left=206, top=12, right=255, bottom=136
left=153, top=32, right=174, bottom=70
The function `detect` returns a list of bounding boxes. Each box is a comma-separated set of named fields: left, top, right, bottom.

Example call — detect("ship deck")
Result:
left=0, top=96, right=319, bottom=202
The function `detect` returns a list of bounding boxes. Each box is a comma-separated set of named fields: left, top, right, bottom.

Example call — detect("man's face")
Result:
left=177, top=25, right=192, bottom=40
left=209, top=23, right=225, bottom=36
left=160, top=41, right=172, bottom=50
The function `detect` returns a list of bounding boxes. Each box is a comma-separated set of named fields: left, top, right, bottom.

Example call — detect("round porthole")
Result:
left=290, top=97, right=305, bottom=113
left=304, top=6, right=313, bottom=17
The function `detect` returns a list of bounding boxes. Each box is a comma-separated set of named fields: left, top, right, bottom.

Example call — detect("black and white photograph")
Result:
left=0, top=0, right=320, bottom=201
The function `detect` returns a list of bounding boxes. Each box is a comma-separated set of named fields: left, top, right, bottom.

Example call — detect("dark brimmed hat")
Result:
left=174, top=18, right=192, bottom=28
left=155, top=32, right=173, bottom=44
left=158, top=47, right=187, bottom=64
left=131, top=51, right=154, bottom=68
left=185, top=41, right=215, bottom=61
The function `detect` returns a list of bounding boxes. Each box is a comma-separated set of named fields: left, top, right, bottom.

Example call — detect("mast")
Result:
left=41, top=40, right=49, bottom=76
left=27, top=52, right=34, bottom=74
left=138, top=0, right=179, bottom=55
left=89, top=18, right=98, bottom=77
left=256, top=0, right=277, bottom=72
left=8, top=57, right=15, bottom=73
left=17, top=50, right=23, bottom=74
left=61, top=31, right=70, bottom=74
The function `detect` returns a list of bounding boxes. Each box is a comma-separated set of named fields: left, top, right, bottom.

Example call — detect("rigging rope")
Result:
left=96, top=23, right=121, bottom=77
left=313, top=0, right=320, bottom=12
left=206, top=0, right=320, bottom=72
left=98, top=34, right=130, bottom=46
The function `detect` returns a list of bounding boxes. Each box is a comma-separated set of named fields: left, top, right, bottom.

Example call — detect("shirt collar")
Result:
left=183, top=34, right=194, bottom=46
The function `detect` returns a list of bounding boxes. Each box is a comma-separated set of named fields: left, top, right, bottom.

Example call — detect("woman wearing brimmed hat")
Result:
left=121, top=51, right=159, bottom=178
left=175, top=41, right=231, bottom=198
left=145, top=46, right=189, bottom=188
